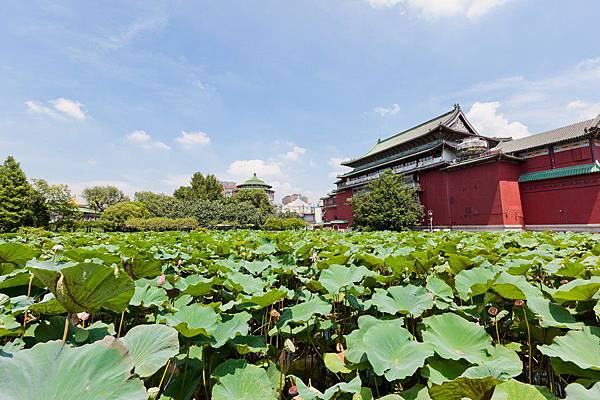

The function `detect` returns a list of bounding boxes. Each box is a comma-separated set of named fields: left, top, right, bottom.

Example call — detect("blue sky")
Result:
left=1, top=1, right=599, bottom=203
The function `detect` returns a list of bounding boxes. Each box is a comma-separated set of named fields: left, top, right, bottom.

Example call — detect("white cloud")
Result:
left=283, top=145, right=307, bottom=161
left=126, top=130, right=170, bottom=151
left=25, top=98, right=87, bottom=121
left=566, top=100, right=600, bottom=120
left=176, top=130, right=211, bottom=149
left=366, top=0, right=510, bottom=20
left=373, top=103, right=400, bottom=117
left=328, top=157, right=352, bottom=178
left=466, top=102, right=530, bottom=139
left=226, top=159, right=283, bottom=180
left=50, top=98, right=86, bottom=120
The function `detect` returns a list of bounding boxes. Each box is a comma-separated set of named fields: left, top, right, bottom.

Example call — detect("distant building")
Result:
left=71, top=198, right=100, bottom=221
left=220, top=181, right=237, bottom=197
left=282, top=193, right=309, bottom=205
left=234, top=173, right=275, bottom=202
left=322, top=104, right=600, bottom=231
left=282, top=198, right=312, bottom=215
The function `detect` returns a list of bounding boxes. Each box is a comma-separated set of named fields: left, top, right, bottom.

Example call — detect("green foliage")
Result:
left=0, top=156, right=36, bottom=232
left=0, top=229, right=599, bottom=399
left=32, top=179, right=80, bottom=230
left=134, top=191, right=185, bottom=218
left=99, top=202, right=149, bottom=231
left=125, top=217, right=199, bottom=231
left=262, top=216, right=307, bottom=230
left=233, top=188, right=274, bottom=214
left=173, top=172, right=224, bottom=201
left=82, top=185, right=129, bottom=213
left=351, top=169, right=423, bottom=231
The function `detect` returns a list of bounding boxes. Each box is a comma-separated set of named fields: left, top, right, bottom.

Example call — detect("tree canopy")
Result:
left=83, top=186, right=129, bottom=213
left=32, top=179, right=80, bottom=230
left=0, top=156, right=36, bottom=232
left=173, top=172, right=224, bottom=201
left=351, top=169, right=423, bottom=231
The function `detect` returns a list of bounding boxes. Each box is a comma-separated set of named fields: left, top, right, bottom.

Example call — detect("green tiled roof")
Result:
left=519, top=161, right=600, bottom=183
left=343, top=107, right=467, bottom=166
left=238, top=173, right=271, bottom=188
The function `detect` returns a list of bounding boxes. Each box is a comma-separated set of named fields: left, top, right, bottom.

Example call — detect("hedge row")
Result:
left=125, top=217, right=199, bottom=231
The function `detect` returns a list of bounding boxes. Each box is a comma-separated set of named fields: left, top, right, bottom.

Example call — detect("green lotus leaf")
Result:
left=121, top=324, right=179, bottom=378
left=538, top=326, right=600, bottom=370
left=277, top=296, right=331, bottom=328
left=183, top=275, right=219, bottom=297
left=423, top=313, right=492, bottom=364
left=526, top=297, right=584, bottom=329
left=324, top=352, right=351, bottom=373
left=426, top=277, right=454, bottom=303
left=0, top=337, right=146, bottom=399
left=447, top=254, right=474, bottom=274
left=429, top=377, right=499, bottom=400
left=345, top=315, right=397, bottom=364
left=363, top=318, right=433, bottom=381
left=123, top=257, right=162, bottom=279
left=0, top=270, right=32, bottom=289
left=0, top=243, right=37, bottom=267
left=421, top=358, right=469, bottom=386
left=371, top=284, right=433, bottom=317
left=565, top=382, right=600, bottom=399
left=212, top=364, right=277, bottom=400
left=455, top=266, right=496, bottom=300
left=129, top=285, right=167, bottom=307
left=27, top=293, right=67, bottom=315
left=502, top=258, right=532, bottom=275
left=0, top=313, right=22, bottom=337
left=241, top=288, right=289, bottom=309
left=318, top=264, right=368, bottom=295
left=491, top=272, right=542, bottom=299
left=27, top=261, right=134, bottom=313
left=461, top=345, right=522, bottom=380
left=0, top=293, right=8, bottom=307
left=224, top=271, right=267, bottom=294
left=490, top=380, right=556, bottom=399
left=553, top=277, right=600, bottom=303
left=295, top=375, right=362, bottom=400
left=208, top=311, right=251, bottom=348
left=242, top=260, right=271, bottom=275
left=159, top=303, right=219, bottom=337
left=232, top=335, right=269, bottom=355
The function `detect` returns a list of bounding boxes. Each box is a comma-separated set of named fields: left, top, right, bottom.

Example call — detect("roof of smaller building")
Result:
left=284, top=198, right=310, bottom=207
left=237, top=173, right=272, bottom=188
left=519, top=161, right=600, bottom=183
left=497, top=115, right=600, bottom=154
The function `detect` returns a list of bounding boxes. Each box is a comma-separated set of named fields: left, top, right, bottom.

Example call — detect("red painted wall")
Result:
left=553, top=146, right=593, bottom=168
left=520, top=174, right=600, bottom=225
left=334, top=190, right=354, bottom=224
left=420, top=161, right=523, bottom=227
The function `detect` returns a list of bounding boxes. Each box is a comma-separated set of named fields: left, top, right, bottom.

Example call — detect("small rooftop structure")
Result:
left=234, top=173, right=275, bottom=202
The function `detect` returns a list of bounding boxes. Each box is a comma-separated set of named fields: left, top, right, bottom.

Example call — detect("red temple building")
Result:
left=321, top=105, right=600, bottom=231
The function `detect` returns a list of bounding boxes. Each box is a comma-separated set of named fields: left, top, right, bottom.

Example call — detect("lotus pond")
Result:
left=1, top=230, right=600, bottom=399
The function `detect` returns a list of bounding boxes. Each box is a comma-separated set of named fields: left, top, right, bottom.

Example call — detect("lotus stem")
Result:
left=523, top=307, right=532, bottom=384
left=27, top=272, right=33, bottom=297
left=158, top=359, right=170, bottom=392
left=117, top=311, right=125, bottom=337
left=62, top=315, right=70, bottom=342
left=494, top=317, right=500, bottom=344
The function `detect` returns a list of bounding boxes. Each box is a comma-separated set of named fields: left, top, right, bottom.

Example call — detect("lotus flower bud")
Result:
left=157, top=274, right=166, bottom=286
left=270, top=309, right=281, bottom=321
left=488, top=306, right=499, bottom=316
left=288, top=386, right=299, bottom=396
left=77, top=311, right=90, bottom=321
left=514, top=299, right=525, bottom=307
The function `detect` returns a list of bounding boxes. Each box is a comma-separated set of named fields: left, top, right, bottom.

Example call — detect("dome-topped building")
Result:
left=234, top=173, right=275, bottom=202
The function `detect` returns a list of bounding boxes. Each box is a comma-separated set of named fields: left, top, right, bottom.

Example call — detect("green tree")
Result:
left=0, top=156, right=36, bottom=232
left=173, top=172, right=224, bottom=201
left=351, top=169, right=423, bottom=231
left=134, top=191, right=185, bottom=218
left=33, top=179, right=80, bottom=230
left=99, top=201, right=149, bottom=231
left=82, top=186, right=129, bottom=213
left=233, top=189, right=274, bottom=215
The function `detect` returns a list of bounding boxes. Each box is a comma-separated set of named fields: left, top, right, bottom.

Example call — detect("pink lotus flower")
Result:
left=77, top=312, right=90, bottom=321
left=157, top=274, right=166, bottom=286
